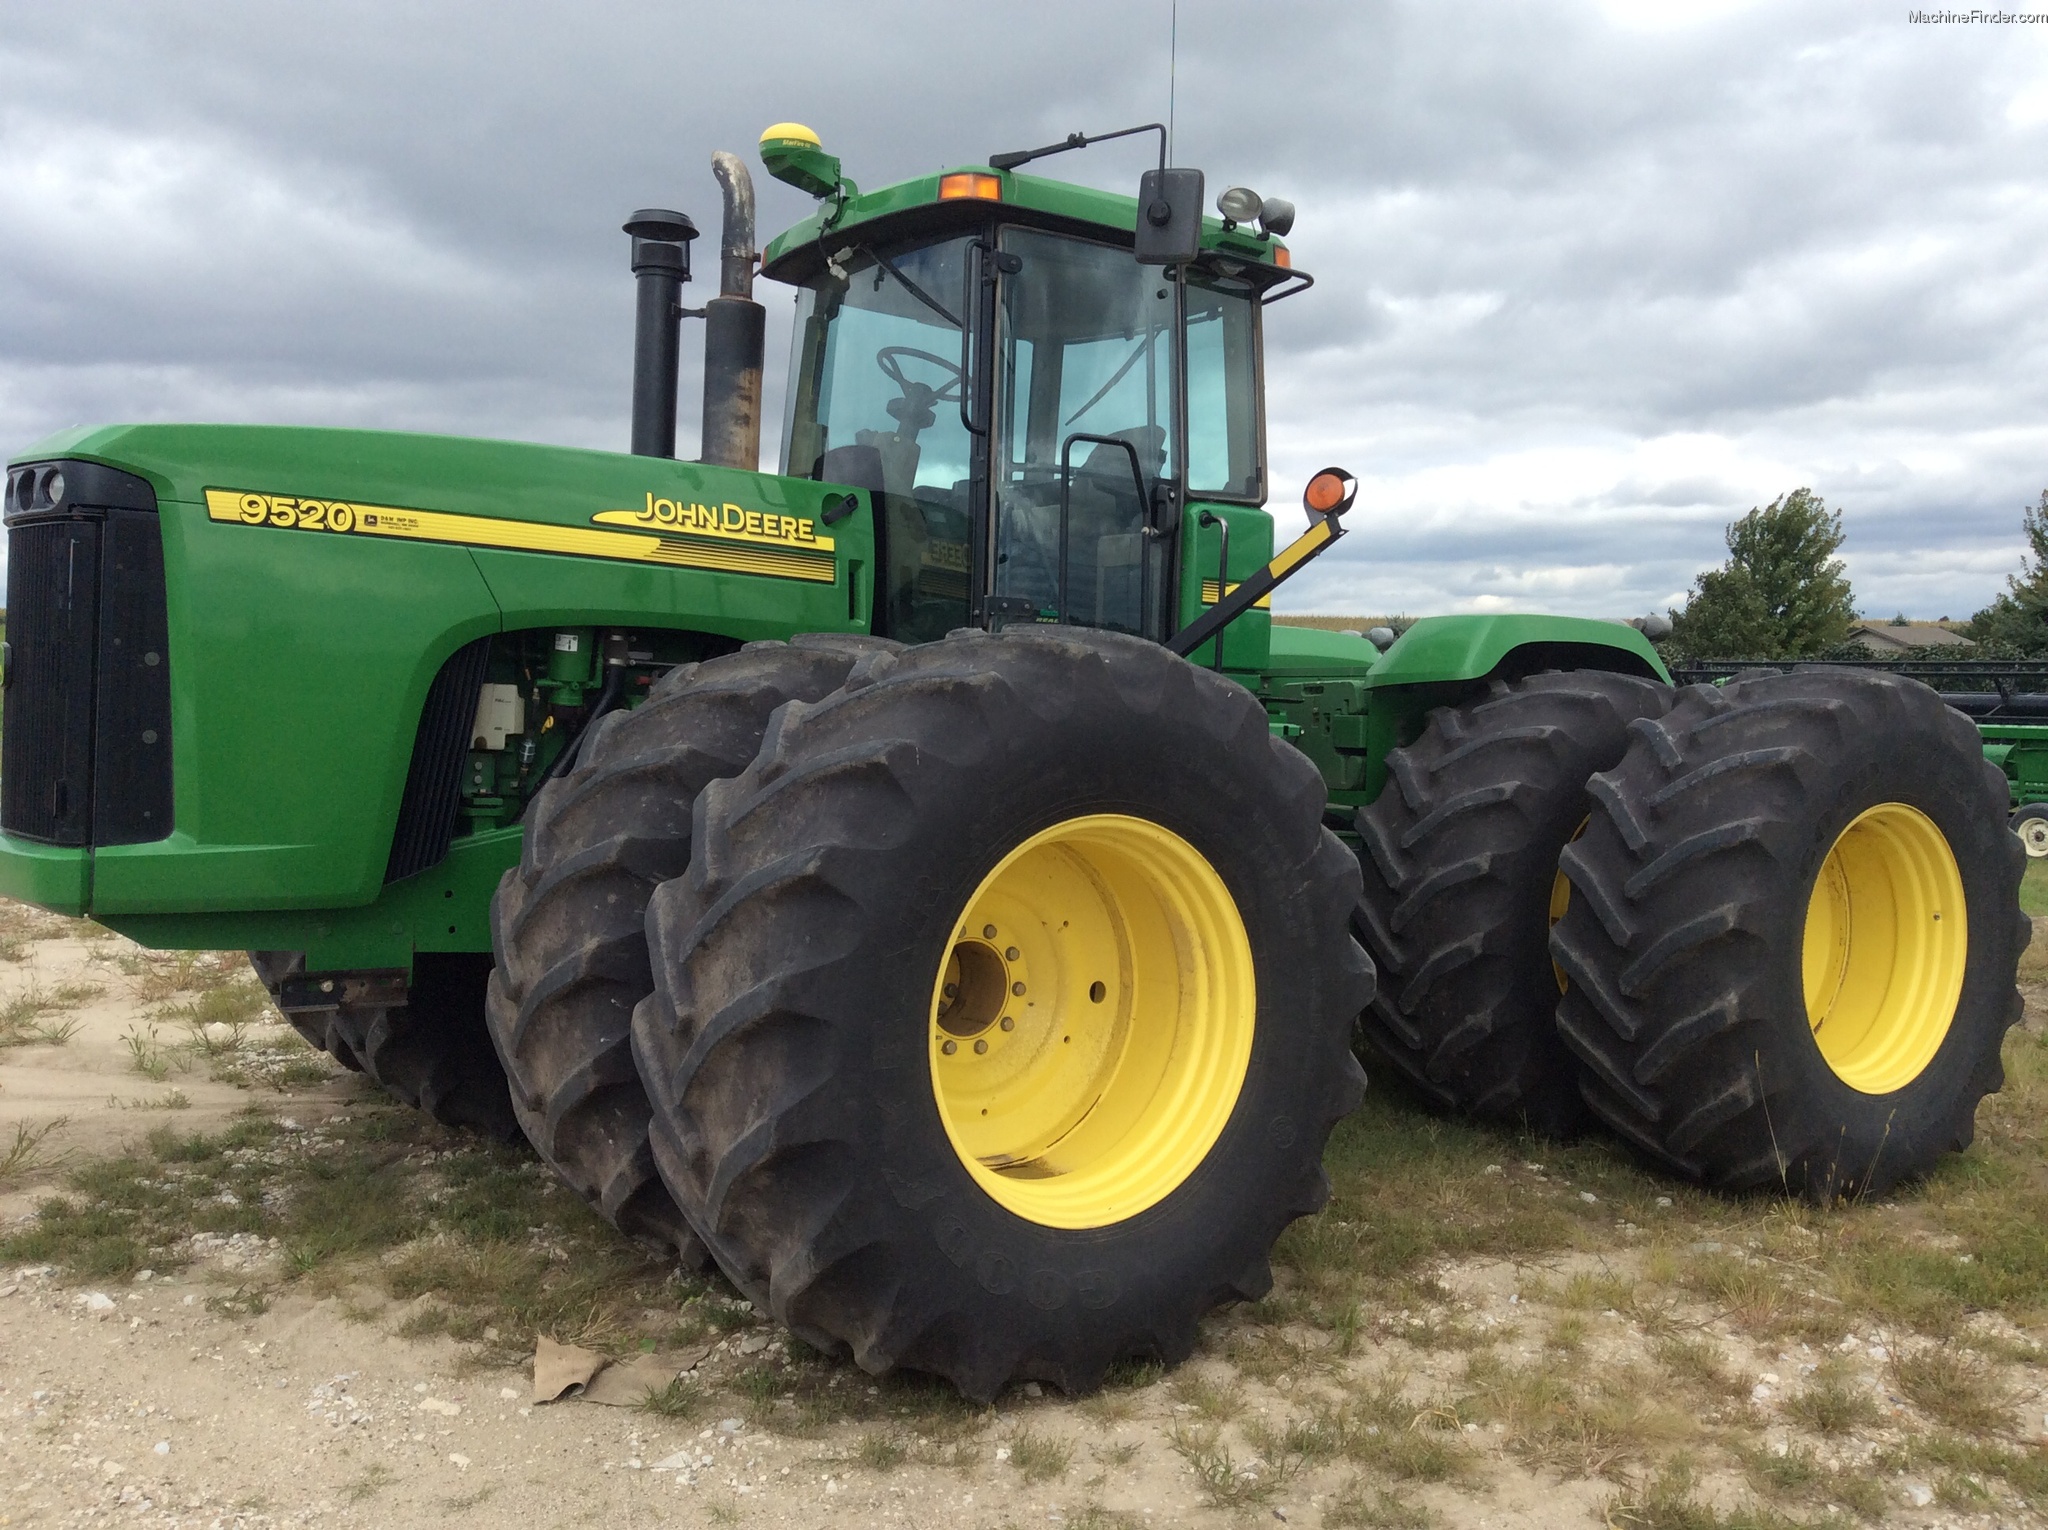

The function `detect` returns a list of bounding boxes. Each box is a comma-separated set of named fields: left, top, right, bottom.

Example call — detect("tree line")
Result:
left=1659, top=488, right=2048, bottom=660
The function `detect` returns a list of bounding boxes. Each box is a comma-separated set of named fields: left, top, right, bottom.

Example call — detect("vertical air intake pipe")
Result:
left=624, top=208, right=699, bottom=458
left=700, top=152, right=766, bottom=471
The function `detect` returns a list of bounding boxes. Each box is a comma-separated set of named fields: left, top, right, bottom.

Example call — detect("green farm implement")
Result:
left=3, top=124, right=2025, bottom=1398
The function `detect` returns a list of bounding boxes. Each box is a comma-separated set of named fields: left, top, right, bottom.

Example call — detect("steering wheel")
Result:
left=876, top=346, right=964, bottom=435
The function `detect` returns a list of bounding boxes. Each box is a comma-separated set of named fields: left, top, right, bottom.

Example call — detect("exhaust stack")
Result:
left=699, top=152, right=766, bottom=472
left=624, top=208, right=699, bottom=458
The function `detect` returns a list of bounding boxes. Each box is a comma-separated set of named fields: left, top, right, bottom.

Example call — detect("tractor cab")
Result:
left=756, top=125, right=1304, bottom=648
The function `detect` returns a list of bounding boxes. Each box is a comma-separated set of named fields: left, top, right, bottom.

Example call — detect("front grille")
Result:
left=2, top=459, right=171, bottom=848
left=2, top=521, right=101, bottom=843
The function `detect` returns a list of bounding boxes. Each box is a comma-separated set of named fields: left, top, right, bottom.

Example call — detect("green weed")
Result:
left=0, top=1118, right=67, bottom=1184
left=1004, top=1426, right=1071, bottom=1484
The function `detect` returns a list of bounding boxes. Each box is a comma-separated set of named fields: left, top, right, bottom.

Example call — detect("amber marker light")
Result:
left=939, top=172, right=1003, bottom=201
left=1303, top=467, right=1358, bottom=519
left=1273, top=245, right=1291, bottom=268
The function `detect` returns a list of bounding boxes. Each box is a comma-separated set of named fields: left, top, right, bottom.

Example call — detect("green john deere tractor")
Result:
left=2, top=122, right=2026, bottom=1399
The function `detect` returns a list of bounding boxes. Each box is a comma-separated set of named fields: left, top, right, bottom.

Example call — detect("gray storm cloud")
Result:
left=3, top=0, right=2045, bottom=621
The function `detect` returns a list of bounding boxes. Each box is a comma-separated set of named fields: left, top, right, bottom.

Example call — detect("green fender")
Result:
left=1329, top=614, right=1670, bottom=805
left=1363, top=614, right=1670, bottom=690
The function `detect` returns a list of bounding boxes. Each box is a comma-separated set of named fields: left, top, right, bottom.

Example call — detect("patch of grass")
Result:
left=1742, top=1443, right=1889, bottom=1520
left=118, top=1091, right=192, bottom=1111
left=1890, top=1347, right=2015, bottom=1432
left=1546, top=1313, right=1589, bottom=1355
left=0, top=1118, right=67, bottom=1184
left=1458, top=1352, right=1693, bottom=1479
left=127, top=950, right=247, bottom=1004
left=1325, top=1485, right=1434, bottom=1529
left=1004, top=1426, right=1071, bottom=1484
left=1092, top=1440, right=1139, bottom=1468
left=1876, top=1431, right=2048, bottom=1501
left=0, top=983, right=61, bottom=1046
left=640, top=1376, right=705, bottom=1420
left=1782, top=1360, right=1879, bottom=1436
left=121, top=1024, right=175, bottom=1081
left=1671, top=1251, right=1789, bottom=1334
left=2019, top=860, right=2048, bottom=918
left=23, top=1015, right=82, bottom=1045
left=1167, top=1420, right=1282, bottom=1508
left=1168, top=1370, right=1241, bottom=1420
left=1302, top=1374, right=1472, bottom=1483
left=1934, top=1469, right=1992, bottom=1510
left=158, top=974, right=272, bottom=1030
left=1653, top=1335, right=1744, bottom=1399
left=1286, top=1074, right=1718, bottom=1328
left=1078, top=1358, right=1162, bottom=1424
left=1606, top=1460, right=1820, bottom=1529
left=854, top=1430, right=907, bottom=1471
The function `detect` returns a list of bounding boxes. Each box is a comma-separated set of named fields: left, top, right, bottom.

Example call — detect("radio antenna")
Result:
left=1167, top=1, right=1178, bottom=163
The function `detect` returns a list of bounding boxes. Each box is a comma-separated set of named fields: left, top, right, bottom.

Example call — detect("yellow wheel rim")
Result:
left=927, top=813, right=1255, bottom=1229
left=1549, top=816, right=1590, bottom=994
left=1800, top=802, right=1968, bottom=1095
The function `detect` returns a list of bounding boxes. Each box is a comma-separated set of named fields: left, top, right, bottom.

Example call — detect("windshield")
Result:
left=782, top=237, right=974, bottom=643
left=781, top=225, right=1264, bottom=643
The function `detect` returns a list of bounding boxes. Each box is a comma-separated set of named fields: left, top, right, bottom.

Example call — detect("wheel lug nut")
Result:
left=1011, top=981, right=1026, bottom=996
left=941, top=1039, right=957, bottom=1055
left=982, top=924, right=997, bottom=939
left=1005, top=946, right=1019, bottom=961
left=944, top=983, right=959, bottom=999
left=973, top=1039, right=988, bottom=1054
left=1000, top=1016, right=1014, bottom=1031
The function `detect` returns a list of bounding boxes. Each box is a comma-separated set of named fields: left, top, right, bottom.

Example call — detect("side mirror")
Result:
left=1134, top=168, right=1204, bottom=264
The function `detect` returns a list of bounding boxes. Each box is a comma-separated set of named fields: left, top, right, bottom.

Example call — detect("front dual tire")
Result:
left=629, top=628, right=1372, bottom=1399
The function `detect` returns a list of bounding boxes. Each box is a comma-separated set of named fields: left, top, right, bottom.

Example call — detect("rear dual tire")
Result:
left=1551, top=669, right=2027, bottom=1199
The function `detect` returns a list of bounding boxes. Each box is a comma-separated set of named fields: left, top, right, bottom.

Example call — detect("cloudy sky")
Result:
left=4, top=0, right=2046, bottom=620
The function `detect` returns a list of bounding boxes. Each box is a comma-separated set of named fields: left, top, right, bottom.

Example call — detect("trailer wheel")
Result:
left=2011, top=803, right=2048, bottom=859
left=1551, top=670, right=2027, bottom=1199
left=1353, top=670, right=1673, bottom=1135
left=486, top=636, right=895, bottom=1262
left=248, top=950, right=519, bottom=1139
left=632, top=628, right=1371, bottom=1399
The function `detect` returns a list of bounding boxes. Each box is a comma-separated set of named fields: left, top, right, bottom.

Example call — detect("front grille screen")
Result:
left=91, top=509, right=174, bottom=844
left=2, top=520, right=102, bottom=844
